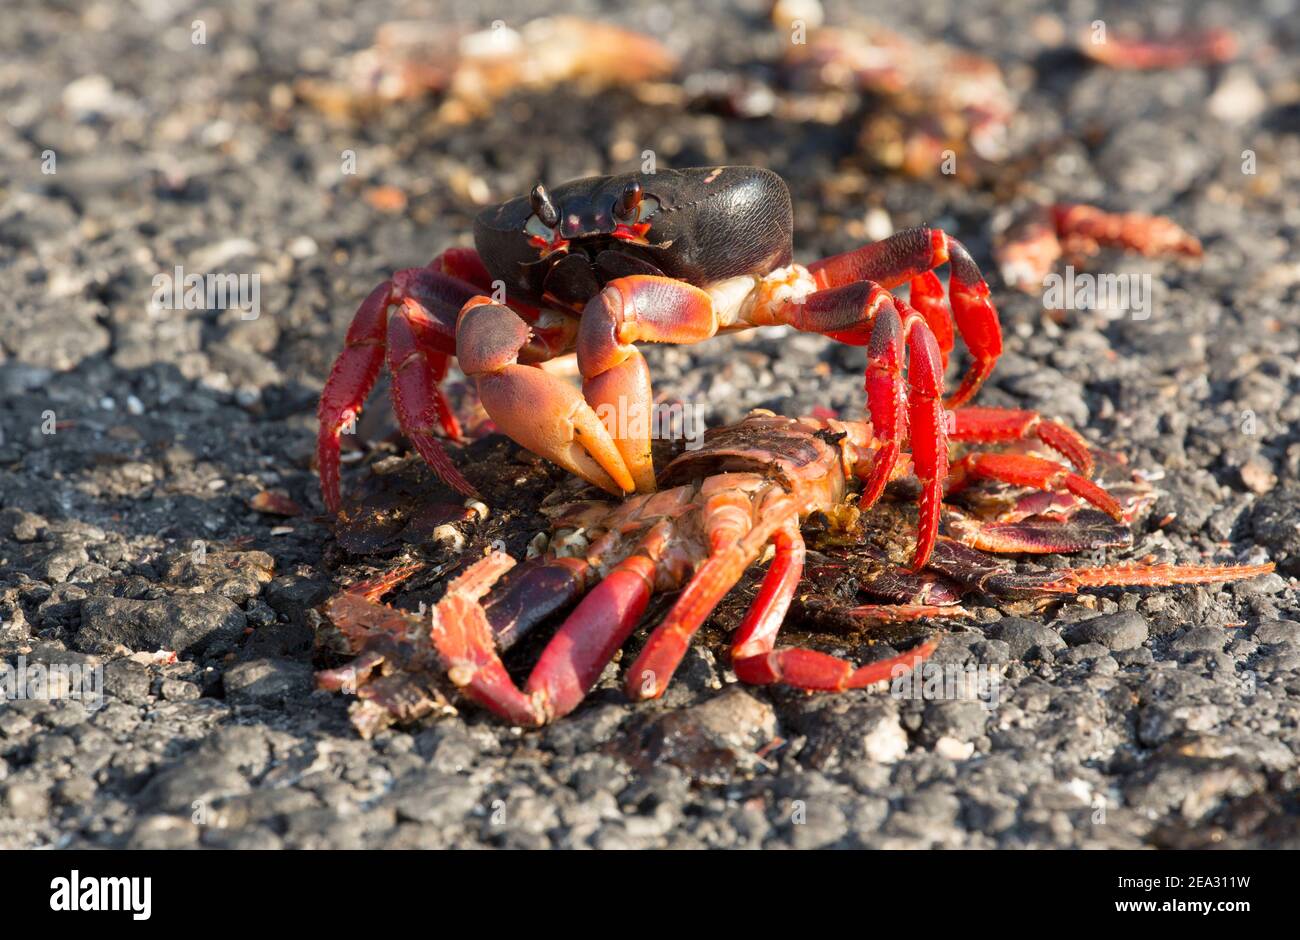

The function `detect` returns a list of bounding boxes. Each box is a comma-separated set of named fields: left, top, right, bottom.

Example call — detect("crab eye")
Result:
left=529, top=182, right=559, bottom=228
left=524, top=214, right=555, bottom=241
left=615, top=181, right=643, bottom=221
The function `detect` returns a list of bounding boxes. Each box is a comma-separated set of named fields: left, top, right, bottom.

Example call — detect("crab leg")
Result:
left=861, top=301, right=949, bottom=571
left=429, top=526, right=675, bottom=725
left=318, top=282, right=390, bottom=515
left=317, top=258, right=483, bottom=512
left=387, top=298, right=475, bottom=497
left=950, top=406, right=1096, bottom=477
left=1051, top=561, right=1275, bottom=591
left=947, top=452, right=1123, bottom=519
left=726, top=520, right=939, bottom=690
left=523, top=553, right=657, bottom=722
left=808, top=227, right=1002, bottom=408
left=771, top=288, right=950, bottom=571
left=626, top=489, right=786, bottom=700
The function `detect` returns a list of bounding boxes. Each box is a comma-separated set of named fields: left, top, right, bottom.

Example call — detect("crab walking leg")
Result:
left=947, top=452, right=1123, bottom=520
left=456, top=298, right=636, bottom=495
left=316, top=261, right=485, bottom=512
left=1055, top=561, right=1275, bottom=591
left=523, top=552, right=658, bottom=722
left=858, top=301, right=949, bottom=571
left=907, top=271, right=955, bottom=368
left=428, top=522, right=673, bottom=725
left=766, top=284, right=949, bottom=570
left=388, top=299, right=476, bottom=497
left=578, top=276, right=721, bottom=493
left=426, top=552, right=547, bottom=726
left=723, top=520, right=941, bottom=691
left=807, top=227, right=1002, bottom=408
left=950, top=406, right=1096, bottom=478
left=318, top=282, right=389, bottom=514
left=626, top=489, right=789, bottom=700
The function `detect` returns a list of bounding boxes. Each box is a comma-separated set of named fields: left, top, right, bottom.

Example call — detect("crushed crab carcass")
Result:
left=299, top=16, right=677, bottom=122
left=316, top=411, right=1272, bottom=733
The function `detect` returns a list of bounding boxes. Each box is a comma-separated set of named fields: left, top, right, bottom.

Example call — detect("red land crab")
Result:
left=316, top=165, right=1096, bottom=571
left=317, top=410, right=1272, bottom=730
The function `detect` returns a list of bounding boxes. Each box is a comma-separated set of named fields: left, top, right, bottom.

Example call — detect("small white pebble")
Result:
left=99, top=396, right=116, bottom=410
left=934, top=736, right=975, bottom=761
left=863, top=207, right=894, bottom=243
left=287, top=235, right=319, bottom=259
left=207, top=479, right=227, bottom=491
left=270, top=526, right=294, bottom=536
left=125, top=394, right=145, bottom=415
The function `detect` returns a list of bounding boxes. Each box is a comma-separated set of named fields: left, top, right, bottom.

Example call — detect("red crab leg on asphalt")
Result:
left=626, top=489, right=788, bottom=700
left=317, top=260, right=483, bottom=512
left=996, top=204, right=1203, bottom=292
left=859, top=300, right=949, bottom=571
left=427, top=520, right=680, bottom=725
left=1051, top=203, right=1204, bottom=259
left=387, top=297, right=475, bottom=497
left=1080, top=27, right=1237, bottom=70
left=946, top=452, right=1123, bottom=520
left=728, top=521, right=940, bottom=691
left=770, top=284, right=949, bottom=571
left=318, top=281, right=389, bottom=515
left=950, top=406, right=1096, bottom=477
left=807, top=227, right=1003, bottom=409
left=1046, top=561, right=1275, bottom=592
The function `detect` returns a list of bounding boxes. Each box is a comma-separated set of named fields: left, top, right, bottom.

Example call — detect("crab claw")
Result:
left=456, top=299, right=636, bottom=495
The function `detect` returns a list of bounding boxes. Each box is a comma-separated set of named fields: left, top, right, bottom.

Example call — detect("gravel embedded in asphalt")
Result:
left=2, top=0, right=1299, bottom=849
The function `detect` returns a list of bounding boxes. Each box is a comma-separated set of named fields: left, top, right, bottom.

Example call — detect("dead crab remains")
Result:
left=317, top=411, right=1272, bottom=733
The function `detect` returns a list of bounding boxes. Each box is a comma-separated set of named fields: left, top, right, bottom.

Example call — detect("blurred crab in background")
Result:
left=317, top=410, right=1271, bottom=734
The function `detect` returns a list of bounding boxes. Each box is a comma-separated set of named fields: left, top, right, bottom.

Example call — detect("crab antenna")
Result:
left=615, top=180, right=643, bottom=220
left=530, top=182, right=559, bottom=228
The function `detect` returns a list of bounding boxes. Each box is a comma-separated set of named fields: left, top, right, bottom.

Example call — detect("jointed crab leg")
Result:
left=317, top=256, right=483, bottom=512
left=947, top=452, right=1123, bottom=520
left=861, top=300, right=948, bottom=572
left=808, top=227, right=1003, bottom=409
left=950, top=406, right=1096, bottom=477
left=626, top=487, right=787, bottom=699
left=423, top=519, right=673, bottom=725
left=729, top=521, right=940, bottom=691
